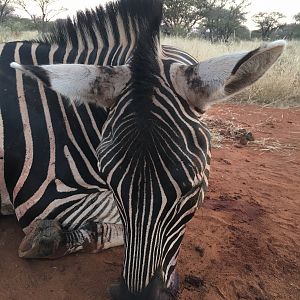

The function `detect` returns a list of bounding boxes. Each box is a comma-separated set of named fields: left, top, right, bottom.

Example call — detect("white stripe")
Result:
left=154, top=89, right=207, bottom=167
left=92, top=22, right=105, bottom=65
left=16, top=43, right=57, bottom=218
left=0, top=108, right=13, bottom=214
left=116, top=156, right=137, bottom=288
left=143, top=163, right=154, bottom=286
left=71, top=101, right=97, bottom=156
left=63, top=145, right=102, bottom=191
left=125, top=18, right=136, bottom=63
left=57, top=94, right=106, bottom=185
left=156, top=78, right=211, bottom=156
left=23, top=193, right=88, bottom=234
left=87, top=195, right=119, bottom=224
left=13, top=42, right=34, bottom=202
left=129, top=154, right=142, bottom=292
left=0, top=43, right=5, bottom=56
left=70, top=192, right=111, bottom=226
left=55, top=179, right=77, bottom=193
left=100, top=122, right=136, bottom=171
left=56, top=197, right=87, bottom=223
left=103, top=16, right=115, bottom=65
left=74, top=29, right=85, bottom=63
left=162, top=46, right=197, bottom=65
left=63, top=193, right=98, bottom=226
left=152, top=125, right=198, bottom=184
left=84, top=28, right=95, bottom=65
left=49, top=44, right=59, bottom=64
left=84, top=102, right=102, bottom=140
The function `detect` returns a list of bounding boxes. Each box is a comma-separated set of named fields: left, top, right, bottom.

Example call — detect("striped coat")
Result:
left=4, top=0, right=285, bottom=298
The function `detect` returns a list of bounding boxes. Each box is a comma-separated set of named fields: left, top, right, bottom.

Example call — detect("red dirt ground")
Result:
left=0, top=104, right=299, bottom=300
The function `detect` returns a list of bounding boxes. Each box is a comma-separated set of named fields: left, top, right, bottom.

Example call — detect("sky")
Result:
left=14, top=0, right=300, bottom=31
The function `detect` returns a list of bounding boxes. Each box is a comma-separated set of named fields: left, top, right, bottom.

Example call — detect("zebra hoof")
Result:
left=18, top=219, right=64, bottom=259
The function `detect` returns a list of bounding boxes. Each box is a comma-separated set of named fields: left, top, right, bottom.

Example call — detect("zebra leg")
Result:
left=18, top=219, right=124, bottom=259
left=0, top=198, right=14, bottom=215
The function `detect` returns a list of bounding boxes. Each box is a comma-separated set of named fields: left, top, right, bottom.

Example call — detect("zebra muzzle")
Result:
left=109, top=274, right=178, bottom=300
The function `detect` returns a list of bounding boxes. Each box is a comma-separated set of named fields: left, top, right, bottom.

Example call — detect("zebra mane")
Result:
left=34, top=0, right=163, bottom=54
left=128, top=0, right=162, bottom=124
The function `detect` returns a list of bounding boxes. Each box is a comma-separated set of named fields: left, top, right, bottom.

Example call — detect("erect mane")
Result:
left=34, top=0, right=163, bottom=55
left=127, top=0, right=162, bottom=123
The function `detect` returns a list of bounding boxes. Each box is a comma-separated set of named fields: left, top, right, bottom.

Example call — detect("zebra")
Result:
left=0, top=0, right=197, bottom=259
left=9, top=0, right=286, bottom=299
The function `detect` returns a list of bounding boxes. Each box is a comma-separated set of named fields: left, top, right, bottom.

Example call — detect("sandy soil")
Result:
left=0, top=104, right=299, bottom=300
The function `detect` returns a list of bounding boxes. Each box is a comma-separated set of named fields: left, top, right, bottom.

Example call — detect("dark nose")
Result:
left=109, top=277, right=177, bottom=300
left=109, top=283, right=122, bottom=300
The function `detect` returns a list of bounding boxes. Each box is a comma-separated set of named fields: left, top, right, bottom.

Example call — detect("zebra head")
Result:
left=11, top=1, right=286, bottom=299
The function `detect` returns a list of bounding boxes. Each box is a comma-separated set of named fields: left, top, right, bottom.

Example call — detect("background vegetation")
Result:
left=163, top=37, right=300, bottom=107
left=0, top=0, right=299, bottom=107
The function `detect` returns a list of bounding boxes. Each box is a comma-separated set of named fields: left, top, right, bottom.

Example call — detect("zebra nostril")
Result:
left=109, top=283, right=122, bottom=300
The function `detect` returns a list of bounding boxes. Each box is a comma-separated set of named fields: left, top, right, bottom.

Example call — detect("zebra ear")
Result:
left=172, top=40, right=286, bottom=111
left=10, top=63, right=131, bottom=108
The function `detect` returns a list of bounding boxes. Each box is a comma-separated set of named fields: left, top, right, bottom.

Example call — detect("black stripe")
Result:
left=0, top=42, right=25, bottom=200
left=14, top=42, right=50, bottom=208
left=232, top=47, right=260, bottom=75
left=24, top=65, right=51, bottom=86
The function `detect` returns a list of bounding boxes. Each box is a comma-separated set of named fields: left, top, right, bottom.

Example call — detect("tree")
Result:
left=252, top=12, right=286, bottom=40
left=201, top=0, right=249, bottom=42
left=163, top=0, right=208, bottom=35
left=294, top=13, right=300, bottom=24
left=235, top=25, right=251, bottom=40
left=0, top=0, right=15, bottom=23
left=15, top=0, right=66, bottom=32
left=276, top=23, right=300, bottom=40
left=163, top=0, right=248, bottom=39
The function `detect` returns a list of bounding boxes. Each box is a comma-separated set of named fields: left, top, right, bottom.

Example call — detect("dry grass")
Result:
left=202, top=115, right=298, bottom=154
left=201, top=116, right=251, bottom=148
left=0, top=28, right=38, bottom=43
left=162, top=37, right=300, bottom=108
left=252, top=138, right=297, bottom=152
left=0, top=30, right=299, bottom=107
